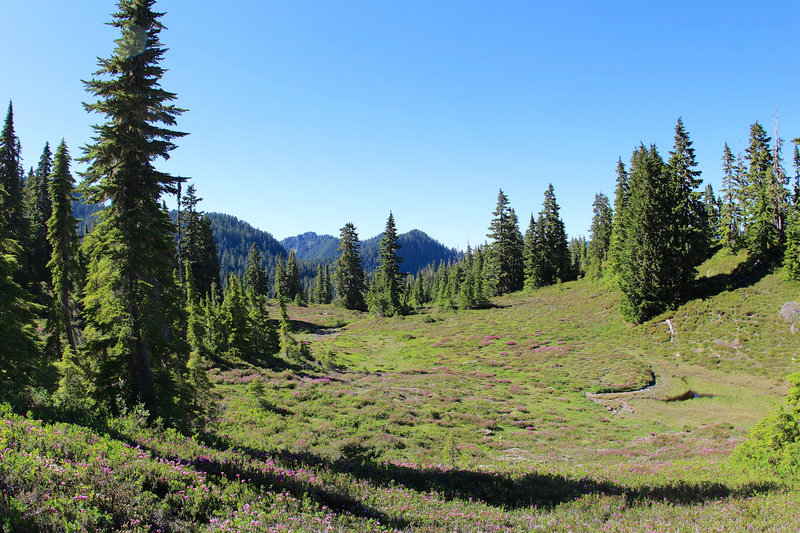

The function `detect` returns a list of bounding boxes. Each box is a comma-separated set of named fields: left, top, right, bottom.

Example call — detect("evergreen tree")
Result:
left=586, top=192, right=613, bottom=278
left=195, top=215, right=221, bottom=296
left=605, top=158, right=629, bottom=279
left=24, top=142, right=54, bottom=290
left=485, top=189, right=524, bottom=295
left=244, top=242, right=268, bottom=296
left=783, top=211, right=800, bottom=280
left=246, top=284, right=277, bottom=360
left=535, top=184, right=571, bottom=285
left=284, top=249, right=302, bottom=303
left=178, top=187, right=220, bottom=298
left=523, top=214, right=543, bottom=289
left=744, top=122, right=779, bottom=259
left=220, top=274, right=249, bottom=359
left=618, top=144, right=682, bottom=323
left=273, top=255, right=286, bottom=300
left=719, top=143, right=742, bottom=252
left=333, top=223, right=366, bottom=310
left=0, top=178, right=40, bottom=398
left=0, top=102, right=25, bottom=244
left=45, top=141, right=81, bottom=358
left=667, top=118, right=707, bottom=292
left=568, top=236, right=587, bottom=279
left=457, top=245, right=476, bottom=309
left=471, top=247, right=488, bottom=308
left=368, top=212, right=404, bottom=316
left=79, top=0, right=189, bottom=416
left=312, top=264, right=325, bottom=304
left=703, top=184, right=720, bottom=244
left=323, top=264, right=333, bottom=304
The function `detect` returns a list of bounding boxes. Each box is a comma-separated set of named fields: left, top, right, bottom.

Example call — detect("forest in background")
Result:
left=2, top=2, right=800, bottom=530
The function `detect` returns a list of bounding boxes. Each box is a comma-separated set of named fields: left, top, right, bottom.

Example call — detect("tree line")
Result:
left=2, top=0, right=800, bottom=425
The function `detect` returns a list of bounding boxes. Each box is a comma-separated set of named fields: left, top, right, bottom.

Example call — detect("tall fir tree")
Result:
left=79, top=0, right=189, bottom=416
left=719, top=143, right=742, bottom=252
left=586, top=192, right=613, bottom=278
left=219, top=274, right=249, bottom=359
left=368, top=212, right=404, bottom=316
left=24, top=142, right=55, bottom=290
left=523, top=214, right=543, bottom=289
left=333, top=222, right=366, bottom=311
left=744, top=122, right=779, bottom=259
left=284, top=249, right=302, bottom=303
left=605, top=158, right=629, bottom=279
left=533, top=184, right=570, bottom=286
left=618, top=144, right=683, bottom=323
left=45, top=141, right=82, bottom=359
left=0, top=102, right=25, bottom=245
left=244, top=242, right=268, bottom=297
left=179, top=184, right=220, bottom=297
left=485, top=189, right=524, bottom=295
left=0, top=177, right=40, bottom=398
left=667, top=118, right=707, bottom=294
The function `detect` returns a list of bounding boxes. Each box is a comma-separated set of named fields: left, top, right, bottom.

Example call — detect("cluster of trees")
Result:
left=585, top=118, right=800, bottom=322
left=0, top=0, right=239, bottom=424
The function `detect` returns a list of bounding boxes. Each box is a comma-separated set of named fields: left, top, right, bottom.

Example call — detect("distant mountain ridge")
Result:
left=282, top=229, right=461, bottom=275
left=280, top=232, right=339, bottom=261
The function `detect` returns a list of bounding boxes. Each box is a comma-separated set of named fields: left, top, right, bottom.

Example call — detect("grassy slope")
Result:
left=3, top=250, right=800, bottom=531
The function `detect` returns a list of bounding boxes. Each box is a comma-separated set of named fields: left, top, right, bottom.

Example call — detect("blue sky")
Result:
left=3, top=1, right=799, bottom=250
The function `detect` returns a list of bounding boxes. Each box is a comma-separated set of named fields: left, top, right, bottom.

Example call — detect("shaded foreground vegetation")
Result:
left=3, top=251, right=800, bottom=531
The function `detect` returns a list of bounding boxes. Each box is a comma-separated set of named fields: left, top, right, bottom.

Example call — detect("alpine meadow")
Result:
left=4, top=1, right=800, bottom=531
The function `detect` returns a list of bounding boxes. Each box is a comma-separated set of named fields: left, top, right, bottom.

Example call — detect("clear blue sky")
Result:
left=3, top=1, right=799, bottom=250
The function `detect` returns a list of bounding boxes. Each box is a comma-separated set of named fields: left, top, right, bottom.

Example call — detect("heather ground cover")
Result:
left=3, top=251, right=800, bottom=531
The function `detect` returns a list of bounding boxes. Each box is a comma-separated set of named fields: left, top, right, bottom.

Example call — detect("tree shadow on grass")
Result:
left=231, top=445, right=779, bottom=511
left=690, top=253, right=775, bottom=302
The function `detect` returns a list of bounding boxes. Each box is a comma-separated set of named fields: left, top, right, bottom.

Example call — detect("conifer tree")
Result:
left=535, top=184, right=571, bottom=285
left=323, top=264, right=333, bottom=304
left=244, top=243, right=268, bottom=296
left=24, top=143, right=55, bottom=290
left=586, top=192, right=613, bottom=278
left=667, top=118, right=707, bottom=291
left=312, top=264, right=325, bottom=304
left=719, top=144, right=742, bottom=251
left=618, top=144, right=682, bottom=323
left=273, top=256, right=286, bottom=300
left=703, top=184, right=720, bottom=244
left=523, top=214, right=543, bottom=289
left=368, top=212, right=404, bottom=316
left=744, top=122, right=778, bottom=259
left=220, top=274, right=249, bottom=359
left=0, top=102, right=25, bottom=245
left=285, top=249, right=302, bottom=303
left=485, top=190, right=524, bottom=295
left=46, top=141, right=81, bottom=358
left=179, top=184, right=220, bottom=295
left=0, top=178, right=40, bottom=398
left=605, top=158, right=629, bottom=279
left=333, top=223, right=366, bottom=310
left=194, top=215, right=221, bottom=296
left=80, top=0, right=189, bottom=416
left=457, top=246, right=476, bottom=309
left=471, top=247, right=489, bottom=308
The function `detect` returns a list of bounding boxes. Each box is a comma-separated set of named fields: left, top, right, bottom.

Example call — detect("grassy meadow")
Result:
left=2, top=250, right=800, bottom=531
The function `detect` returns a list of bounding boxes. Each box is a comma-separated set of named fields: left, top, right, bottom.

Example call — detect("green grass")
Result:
left=3, top=249, right=800, bottom=531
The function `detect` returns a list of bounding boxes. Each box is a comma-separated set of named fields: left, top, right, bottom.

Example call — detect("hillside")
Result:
left=283, top=228, right=462, bottom=275
left=281, top=231, right=339, bottom=261
left=206, top=212, right=288, bottom=281
left=5, top=250, right=800, bottom=531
